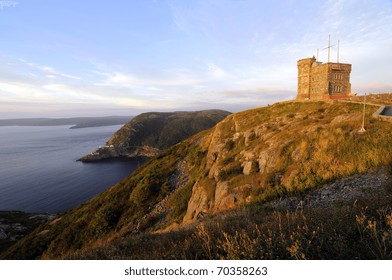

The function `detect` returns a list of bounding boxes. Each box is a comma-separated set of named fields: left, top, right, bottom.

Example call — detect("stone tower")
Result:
left=297, top=56, right=351, bottom=100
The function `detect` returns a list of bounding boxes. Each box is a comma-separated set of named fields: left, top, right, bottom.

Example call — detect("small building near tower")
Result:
left=297, top=56, right=352, bottom=100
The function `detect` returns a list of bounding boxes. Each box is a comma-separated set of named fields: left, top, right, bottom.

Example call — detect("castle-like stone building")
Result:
left=297, top=56, right=351, bottom=100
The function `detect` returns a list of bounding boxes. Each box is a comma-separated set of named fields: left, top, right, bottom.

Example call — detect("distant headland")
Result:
left=0, top=116, right=132, bottom=129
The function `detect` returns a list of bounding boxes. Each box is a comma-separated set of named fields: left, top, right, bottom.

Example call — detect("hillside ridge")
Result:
left=3, top=99, right=392, bottom=259
left=79, top=109, right=231, bottom=161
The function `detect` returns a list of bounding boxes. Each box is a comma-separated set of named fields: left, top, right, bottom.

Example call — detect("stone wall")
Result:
left=297, top=57, right=351, bottom=100
left=297, top=57, right=315, bottom=100
left=309, top=61, right=328, bottom=99
left=327, top=63, right=352, bottom=99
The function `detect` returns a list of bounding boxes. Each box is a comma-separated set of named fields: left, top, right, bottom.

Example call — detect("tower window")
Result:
left=333, top=85, right=342, bottom=92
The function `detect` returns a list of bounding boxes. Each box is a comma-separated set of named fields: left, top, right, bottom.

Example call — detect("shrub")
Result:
left=248, top=131, right=256, bottom=142
left=168, top=181, right=194, bottom=223
left=224, top=140, right=236, bottom=151
left=218, top=165, right=243, bottom=181
left=91, top=205, right=121, bottom=237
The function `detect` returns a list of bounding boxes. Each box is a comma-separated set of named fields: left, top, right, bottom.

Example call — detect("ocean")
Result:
left=0, top=125, right=144, bottom=214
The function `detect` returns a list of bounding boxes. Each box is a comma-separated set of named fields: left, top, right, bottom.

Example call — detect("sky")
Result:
left=0, top=0, right=391, bottom=118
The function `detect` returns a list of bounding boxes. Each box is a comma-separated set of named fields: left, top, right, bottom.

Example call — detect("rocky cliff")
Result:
left=79, top=110, right=231, bottom=161
left=3, top=100, right=392, bottom=259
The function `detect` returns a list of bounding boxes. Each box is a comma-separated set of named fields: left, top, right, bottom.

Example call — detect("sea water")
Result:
left=0, top=125, right=144, bottom=213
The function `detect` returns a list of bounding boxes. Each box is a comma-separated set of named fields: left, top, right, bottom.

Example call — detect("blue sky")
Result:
left=0, top=0, right=391, bottom=117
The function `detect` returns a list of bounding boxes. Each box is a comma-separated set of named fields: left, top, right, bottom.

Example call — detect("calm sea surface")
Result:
left=0, top=125, right=144, bottom=214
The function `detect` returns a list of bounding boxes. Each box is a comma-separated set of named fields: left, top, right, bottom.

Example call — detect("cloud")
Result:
left=95, top=69, right=202, bottom=89
left=354, top=82, right=392, bottom=94
left=23, top=60, right=81, bottom=80
left=220, top=88, right=295, bottom=100
left=94, top=62, right=234, bottom=92
left=42, top=67, right=81, bottom=80
left=206, top=63, right=230, bottom=79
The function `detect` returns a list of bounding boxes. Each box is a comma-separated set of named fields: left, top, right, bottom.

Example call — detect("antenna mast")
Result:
left=328, top=34, right=331, bottom=63
left=337, top=40, right=340, bottom=63
left=322, top=34, right=335, bottom=63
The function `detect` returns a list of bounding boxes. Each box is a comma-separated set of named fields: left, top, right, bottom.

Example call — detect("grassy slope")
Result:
left=2, top=100, right=392, bottom=259
left=108, top=110, right=231, bottom=151
left=69, top=181, right=392, bottom=260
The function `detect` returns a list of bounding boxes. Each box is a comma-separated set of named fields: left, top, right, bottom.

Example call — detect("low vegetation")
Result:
left=67, top=175, right=392, bottom=260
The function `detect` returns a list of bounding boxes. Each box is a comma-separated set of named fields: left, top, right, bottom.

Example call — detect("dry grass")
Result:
left=64, top=175, right=392, bottom=260
left=214, top=100, right=392, bottom=202
left=342, top=93, right=392, bottom=106
left=35, top=145, right=392, bottom=261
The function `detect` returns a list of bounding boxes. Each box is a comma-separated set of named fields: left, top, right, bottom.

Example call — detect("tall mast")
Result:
left=323, top=34, right=335, bottom=62
left=337, top=40, right=340, bottom=63
left=328, top=34, right=331, bottom=63
left=359, top=93, right=367, bottom=133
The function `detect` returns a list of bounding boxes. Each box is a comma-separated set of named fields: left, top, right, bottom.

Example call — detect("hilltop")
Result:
left=343, top=93, right=392, bottom=106
left=79, top=110, right=231, bottom=161
left=2, top=100, right=392, bottom=260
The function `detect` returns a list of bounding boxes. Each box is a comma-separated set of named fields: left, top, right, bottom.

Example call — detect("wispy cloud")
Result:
left=97, top=70, right=202, bottom=88
left=94, top=61, right=235, bottom=91
left=206, top=63, right=230, bottom=79
left=21, top=59, right=81, bottom=80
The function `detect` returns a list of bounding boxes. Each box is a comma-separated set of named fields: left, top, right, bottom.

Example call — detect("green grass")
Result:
left=108, top=110, right=231, bottom=151
left=167, top=180, right=195, bottom=224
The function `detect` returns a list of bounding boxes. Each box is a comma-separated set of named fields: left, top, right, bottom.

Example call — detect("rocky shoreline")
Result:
left=0, top=211, right=52, bottom=252
left=78, top=145, right=160, bottom=162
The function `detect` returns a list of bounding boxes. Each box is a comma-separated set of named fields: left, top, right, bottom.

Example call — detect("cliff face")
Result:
left=4, top=100, right=392, bottom=259
left=79, top=110, right=231, bottom=161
